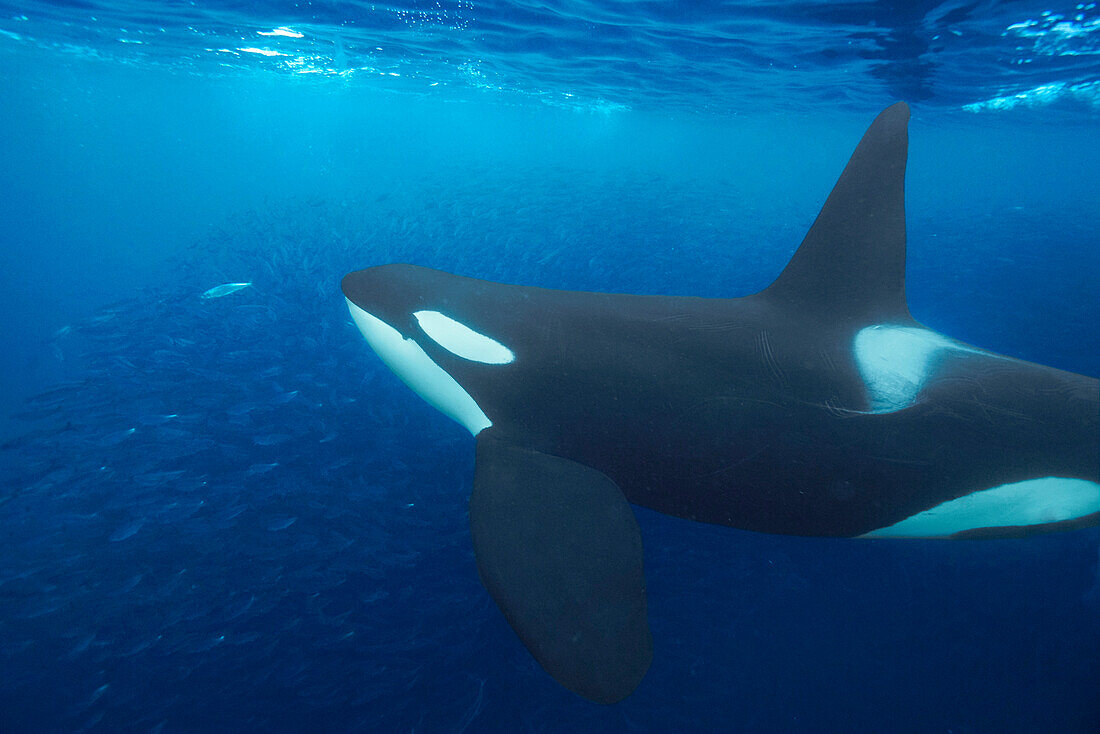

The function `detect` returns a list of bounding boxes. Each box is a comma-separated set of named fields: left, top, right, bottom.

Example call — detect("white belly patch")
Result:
left=861, top=476, right=1100, bottom=538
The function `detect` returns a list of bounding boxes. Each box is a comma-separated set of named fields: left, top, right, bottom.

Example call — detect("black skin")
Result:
left=343, top=103, right=1097, bottom=539
left=341, top=103, right=1099, bottom=703
left=343, top=263, right=1099, bottom=538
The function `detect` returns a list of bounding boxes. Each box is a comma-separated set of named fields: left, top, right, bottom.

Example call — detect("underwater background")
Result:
left=1, top=1, right=1098, bottom=732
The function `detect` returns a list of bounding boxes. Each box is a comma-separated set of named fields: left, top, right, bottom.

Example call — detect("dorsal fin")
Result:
left=763, top=102, right=913, bottom=325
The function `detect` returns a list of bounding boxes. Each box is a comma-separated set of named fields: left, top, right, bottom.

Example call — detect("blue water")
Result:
left=1, top=2, right=1098, bottom=732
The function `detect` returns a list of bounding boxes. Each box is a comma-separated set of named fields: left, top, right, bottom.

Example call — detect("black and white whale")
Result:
left=341, top=102, right=1099, bottom=704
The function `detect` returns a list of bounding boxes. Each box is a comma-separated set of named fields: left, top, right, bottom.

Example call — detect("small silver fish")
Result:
left=201, top=282, right=251, bottom=299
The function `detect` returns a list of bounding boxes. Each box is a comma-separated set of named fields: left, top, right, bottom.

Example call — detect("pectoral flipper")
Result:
left=469, top=433, right=652, bottom=704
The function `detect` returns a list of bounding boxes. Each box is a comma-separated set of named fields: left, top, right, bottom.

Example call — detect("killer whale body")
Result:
left=341, top=103, right=1100, bottom=704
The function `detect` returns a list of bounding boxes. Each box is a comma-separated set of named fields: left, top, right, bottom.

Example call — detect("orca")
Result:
left=341, top=102, right=1099, bottom=704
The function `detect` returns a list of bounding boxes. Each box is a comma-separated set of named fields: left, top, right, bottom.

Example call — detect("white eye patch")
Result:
left=413, top=310, right=515, bottom=365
